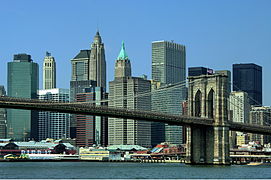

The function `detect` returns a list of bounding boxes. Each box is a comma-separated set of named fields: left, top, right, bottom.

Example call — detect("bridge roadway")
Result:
left=0, top=96, right=271, bottom=135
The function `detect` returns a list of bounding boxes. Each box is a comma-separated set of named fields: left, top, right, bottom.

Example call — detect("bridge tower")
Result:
left=186, top=74, right=230, bottom=165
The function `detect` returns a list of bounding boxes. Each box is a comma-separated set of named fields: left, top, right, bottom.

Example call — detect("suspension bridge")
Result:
left=0, top=74, right=270, bottom=165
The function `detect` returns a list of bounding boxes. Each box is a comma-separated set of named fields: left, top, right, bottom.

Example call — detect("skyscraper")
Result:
left=233, top=63, right=262, bottom=105
left=76, top=87, right=108, bottom=147
left=43, top=52, right=56, bottom=89
left=71, top=50, right=91, bottom=82
left=151, top=41, right=186, bottom=145
left=108, top=42, right=151, bottom=147
left=70, top=31, right=107, bottom=137
left=89, top=31, right=106, bottom=90
left=0, top=86, right=7, bottom=138
left=38, top=88, right=70, bottom=140
left=7, top=53, right=39, bottom=141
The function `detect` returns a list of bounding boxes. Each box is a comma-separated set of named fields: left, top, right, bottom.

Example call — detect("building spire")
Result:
left=93, top=31, right=102, bottom=44
left=117, top=41, right=129, bottom=60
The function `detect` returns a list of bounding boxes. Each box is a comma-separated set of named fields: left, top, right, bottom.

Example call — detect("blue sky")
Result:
left=0, top=0, right=270, bottom=105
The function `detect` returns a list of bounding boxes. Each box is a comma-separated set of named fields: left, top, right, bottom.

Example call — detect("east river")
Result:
left=0, top=162, right=271, bottom=179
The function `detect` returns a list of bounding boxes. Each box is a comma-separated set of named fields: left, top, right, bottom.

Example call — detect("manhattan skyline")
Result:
left=0, top=0, right=271, bottom=105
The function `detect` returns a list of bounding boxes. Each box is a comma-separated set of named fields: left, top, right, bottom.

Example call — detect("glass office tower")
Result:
left=7, top=54, right=39, bottom=141
left=233, top=63, right=262, bottom=105
left=151, top=41, right=186, bottom=145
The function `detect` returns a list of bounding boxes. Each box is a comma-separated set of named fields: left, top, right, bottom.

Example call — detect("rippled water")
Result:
left=0, top=162, right=271, bottom=179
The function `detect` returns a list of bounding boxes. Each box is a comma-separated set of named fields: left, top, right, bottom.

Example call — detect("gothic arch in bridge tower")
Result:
left=195, top=90, right=202, bottom=117
left=207, top=88, right=215, bottom=119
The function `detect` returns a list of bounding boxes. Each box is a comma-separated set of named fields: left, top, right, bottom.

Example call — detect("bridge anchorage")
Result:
left=186, top=74, right=230, bottom=165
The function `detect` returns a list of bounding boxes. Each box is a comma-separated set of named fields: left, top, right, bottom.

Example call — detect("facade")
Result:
left=229, top=91, right=250, bottom=147
left=233, top=63, right=262, bottom=105
left=229, top=91, right=250, bottom=123
left=71, top=49, right=91, bottom=82
left=108, top=42, right=151, bottom=147
left=188, top=67, right=214, bottom=77
left=151, top=40, right=186, bottom=145
left=249, top=106, right=271, bottom=145
left=43, top=52, right=56, bottom=89
left=76, top=87, right=108, bottom=147
left=0, top=86, right=7, bottom=138
left=89, top=31, right=106, bottom=89
left=38, top=89, right=70, bottom=140
left=7, top=54, right=39, bottom=141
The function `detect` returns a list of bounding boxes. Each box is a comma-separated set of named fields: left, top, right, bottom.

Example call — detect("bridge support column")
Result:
left=186, top=74, right=230, bottom=165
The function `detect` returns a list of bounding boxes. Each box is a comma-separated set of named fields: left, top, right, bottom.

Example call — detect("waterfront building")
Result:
left=76, top=87, right=108, bottom=147
left=0, top=139, right=76, bottom=158
left=233, top=63, right=262, bottom=105
left=7, top=54, right=39, bottom=141
left=0, top=86, right=6, bottom=138
left=38, top=88, right=70, bottom=140
left=151, top=40, right=186, bottom=145
left=188, top=67, right=214, bottom=77
left=108, top=42, right=151, bottom=147
left=43, top=52, right=56, bottom=89
left=249, top=106, right=271, bottom=145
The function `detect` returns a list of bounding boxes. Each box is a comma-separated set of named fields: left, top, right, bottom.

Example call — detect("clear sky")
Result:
left=0, top=0, right=270, bottom=105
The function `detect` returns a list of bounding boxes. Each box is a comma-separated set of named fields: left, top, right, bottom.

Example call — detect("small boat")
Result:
left=247, top=162, right=263, bottom=166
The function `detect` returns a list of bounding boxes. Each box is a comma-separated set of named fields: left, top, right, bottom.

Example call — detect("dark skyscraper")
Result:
left=233, top=63, right=262, bottom=105
left=7, top=54, right=39, bottom=140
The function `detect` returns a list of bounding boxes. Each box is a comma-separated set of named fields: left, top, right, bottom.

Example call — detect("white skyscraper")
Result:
left=43, top=52, right=56, bottom=90
left=38, top=88, right=70, bottom=140
left=229, top=91, right=250, bottom=123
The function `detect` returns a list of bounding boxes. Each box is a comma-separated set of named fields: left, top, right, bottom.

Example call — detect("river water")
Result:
left=0, top=162, right=271, bottom=179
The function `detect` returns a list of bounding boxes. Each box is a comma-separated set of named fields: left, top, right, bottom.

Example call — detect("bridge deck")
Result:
left=1, top=96, right=271, bottom=135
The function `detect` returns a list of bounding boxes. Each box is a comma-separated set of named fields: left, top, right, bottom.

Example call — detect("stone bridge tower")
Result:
left=186, top=74, right=230, bottom=165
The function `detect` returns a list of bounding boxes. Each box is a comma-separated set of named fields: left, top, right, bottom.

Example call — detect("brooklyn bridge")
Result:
left=0, top=74, right=270, bottom=165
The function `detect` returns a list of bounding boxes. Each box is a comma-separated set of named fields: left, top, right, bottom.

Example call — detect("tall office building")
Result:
left=70, top=32, right=107, bottom=137
left=71, top=50, right=91, bottom=82
left=151, top=41, right=186, bottom=145
left=229, top=91, right=250, bottom=147
left=229, top=91, right=250, bottom=124
left=89, top=31, right=106, bottom=89
left=76, top=87, right=108, bottom=147
left=249, top=106, right=271, bottom=145
left=0, top=86, right=7, bottom=138
left=43, top=52, right=56, bottom=89
left=7, top=54, right=39, bottom=141
left=108, top=42, right=151, bottom=147
left=38, top=88, right=70, bottom=140
left=233, top=63, right=262, bottom=105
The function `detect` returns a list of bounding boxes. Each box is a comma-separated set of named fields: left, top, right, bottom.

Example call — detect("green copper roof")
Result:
left=117, top=41, right=129, bottom=60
